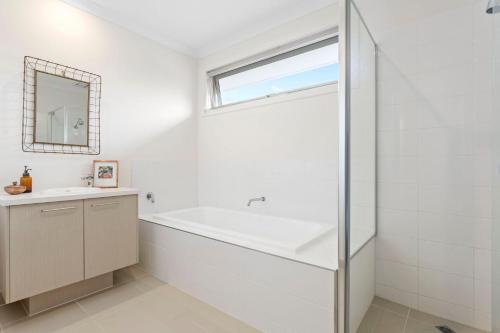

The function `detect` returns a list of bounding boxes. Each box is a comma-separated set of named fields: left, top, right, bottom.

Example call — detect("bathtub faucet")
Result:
left=247, top=196, right=266, bottom=207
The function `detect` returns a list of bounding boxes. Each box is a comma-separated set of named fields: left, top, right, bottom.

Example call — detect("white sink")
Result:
left=40, top=187, right=103, bottom=195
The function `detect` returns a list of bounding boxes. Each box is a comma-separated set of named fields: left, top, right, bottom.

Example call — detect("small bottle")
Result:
left=20, top=166, right=32, bottom=193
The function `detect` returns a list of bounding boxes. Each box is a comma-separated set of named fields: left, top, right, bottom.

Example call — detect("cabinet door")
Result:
left=84, top=195, right=138, bottom=279
left=10, top=201, right=84, bottom=302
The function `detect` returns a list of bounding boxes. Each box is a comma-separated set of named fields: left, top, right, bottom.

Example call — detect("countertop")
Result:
left=0, top=187, right=140, bottom=207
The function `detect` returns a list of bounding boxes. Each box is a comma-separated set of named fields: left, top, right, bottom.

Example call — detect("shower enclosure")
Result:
left=341, top=0, right=498, bottom=332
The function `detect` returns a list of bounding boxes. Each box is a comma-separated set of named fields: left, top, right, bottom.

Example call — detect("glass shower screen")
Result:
left=338, top=0, right=377, bottom=332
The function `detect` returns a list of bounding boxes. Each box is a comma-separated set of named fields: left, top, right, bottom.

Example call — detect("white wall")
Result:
left=197, top=5, right=339, bottom=224
left=0, top=0, right=198, bottom=212
left=356, top=0, right=494, bottom=330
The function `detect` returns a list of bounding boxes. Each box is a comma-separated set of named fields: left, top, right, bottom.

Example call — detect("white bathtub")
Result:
left=142, top=206, right=334, bottom=255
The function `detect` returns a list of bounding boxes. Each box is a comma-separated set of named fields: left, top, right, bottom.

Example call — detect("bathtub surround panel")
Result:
left=197, top=5, right=339, bottom=225
left=140, top=220, right=373, bottom=333
left=355, top=0, right=494, bottom=330
left=0, top=0, right=197, bottom=203
left=139, top=220, right=335, bottom=332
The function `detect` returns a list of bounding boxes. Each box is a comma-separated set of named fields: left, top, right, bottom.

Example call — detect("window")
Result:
left=207, top=32, right=339, bottom=108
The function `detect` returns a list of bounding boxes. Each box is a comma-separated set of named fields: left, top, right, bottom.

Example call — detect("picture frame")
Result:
left=93, top=160, right=119, bottom=188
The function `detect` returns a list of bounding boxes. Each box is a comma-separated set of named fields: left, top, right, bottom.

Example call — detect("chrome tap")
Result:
left=247, top=196, right=266, bottom=206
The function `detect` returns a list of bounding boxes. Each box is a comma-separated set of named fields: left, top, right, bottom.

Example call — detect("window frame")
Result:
left=206, top=28, right=339, bottom=109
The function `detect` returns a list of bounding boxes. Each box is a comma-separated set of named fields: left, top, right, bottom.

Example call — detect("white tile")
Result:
left=376, top=284, right=419, bottom=309
left=378, top=182, right=418, bottom=211
left=474, top=249, right=492, bottom=282
left=418, top=128, right=471, bottom=157
left=475, top=281, right=491, bottom=314
left=377, top=102, right=418, bottom=131
left=419, top=240, right=474, bottom=277
left=377, top=235, right=418, bottom=266
left=378, top=74, right=419, bottom=105
left=417, top=95, right=470, bottom=130
left=377, top=130, right=418, bottom=157
left=474, top=310, right=492, bottom=332
left=418, top=155, right=491, bottom=187
left=419, top=268, right=474, bottom=307
left=378, top=209, right=418, bottom=238
left=418, top=212, right=491, bottom=249
left=378, top=156, right=418, bottom=183
left=417, top=5, right=473, bottom=45
left=418, top=185, right=491, bottom=219
left=376, top=259, right=418, bottom=293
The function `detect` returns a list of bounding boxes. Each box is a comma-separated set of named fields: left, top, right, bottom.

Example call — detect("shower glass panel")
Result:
left=348, top=2, right=376, bottom=256
left=492, top=9, right=500, bottom=333
left=338, top=0, right=376, bottom=332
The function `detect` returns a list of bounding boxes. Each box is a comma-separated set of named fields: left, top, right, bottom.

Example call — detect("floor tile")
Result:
left=408, top=310, right=486, bottom=333
left=165, top=311, right=235, bottom=333
left=129, top=275, right=165, bottom=292
left=1, top=271, right=259, bottom=333
left=51, top=319, right=105, bottom=333
left=92, top=302, right=175, bottom=333
left=357, top=305, right=383, bottom=333
left=373, top=310, right=406, bottom=333
left=4, top=303, right=88, bottom=333
left=373, top=296, right=410, bottom=316
left=77, top=282, right=143, bottom=315
left=404, top=319, right=438, bottom=333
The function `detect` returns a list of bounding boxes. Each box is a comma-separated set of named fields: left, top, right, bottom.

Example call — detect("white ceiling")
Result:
left=62, top=0, right=336, bottom=58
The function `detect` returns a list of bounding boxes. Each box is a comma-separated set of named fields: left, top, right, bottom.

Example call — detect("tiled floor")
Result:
left=358, top=297, right=488, bottom=333
left=0, top=266, right=260, bottom=333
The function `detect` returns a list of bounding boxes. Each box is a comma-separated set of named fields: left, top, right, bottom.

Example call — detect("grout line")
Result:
left=75, top=300, right=89, bottom=316
left=402, top=308, right=410, bottom=333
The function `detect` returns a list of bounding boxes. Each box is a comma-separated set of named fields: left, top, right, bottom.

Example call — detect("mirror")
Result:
left=22, top=56, right=101, bottom=155
left=34, top=71, right=89, bottom=146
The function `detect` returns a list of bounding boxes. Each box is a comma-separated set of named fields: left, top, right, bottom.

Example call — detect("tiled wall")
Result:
left=355, top=0, right=494, bottom=330
left=198, top=89, right=338, bottom=224
left=196, top=6, right=339, bottom=225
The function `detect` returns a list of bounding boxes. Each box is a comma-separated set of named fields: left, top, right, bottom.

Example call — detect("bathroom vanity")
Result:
left=0, top=188, right=139, bottom=314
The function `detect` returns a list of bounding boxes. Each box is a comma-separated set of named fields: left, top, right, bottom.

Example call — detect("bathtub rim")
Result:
left=149, top=206, right=335, bottom=254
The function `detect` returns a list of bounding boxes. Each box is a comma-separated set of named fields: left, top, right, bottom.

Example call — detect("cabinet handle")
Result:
left=40, top=206, right=77, bottom=213
left=91, top=202, right=120, bottom=208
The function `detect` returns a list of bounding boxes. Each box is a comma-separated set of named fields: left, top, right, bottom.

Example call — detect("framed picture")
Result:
left=93, top=160, right=119, bottom=188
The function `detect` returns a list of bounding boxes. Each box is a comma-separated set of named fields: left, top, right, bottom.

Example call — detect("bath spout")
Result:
left=247, top=197, right=266, bottom=206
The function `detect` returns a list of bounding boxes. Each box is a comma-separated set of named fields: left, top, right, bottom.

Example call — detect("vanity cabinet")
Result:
left=10, top=201, right=84, bottom=302
left=0, top=193, right=138, bottom=306
left=84, top=195, right=138, bottom=279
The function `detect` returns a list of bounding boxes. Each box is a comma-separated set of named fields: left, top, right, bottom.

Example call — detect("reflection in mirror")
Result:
left=34, top=71, right=89, bottom=146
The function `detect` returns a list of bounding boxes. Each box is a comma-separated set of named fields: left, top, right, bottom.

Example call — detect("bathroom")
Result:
left=0, top=0, right=498, bottom=332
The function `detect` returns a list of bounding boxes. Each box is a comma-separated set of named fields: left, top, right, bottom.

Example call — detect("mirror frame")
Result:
left=22, top=56, right=101, bottom=155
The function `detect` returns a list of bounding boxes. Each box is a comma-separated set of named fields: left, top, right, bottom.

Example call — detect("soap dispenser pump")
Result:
left=20, top=166, right=32, bottom=193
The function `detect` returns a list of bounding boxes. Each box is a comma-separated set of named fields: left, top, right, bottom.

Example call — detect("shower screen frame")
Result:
left=337, top=0, right=378, bottom=332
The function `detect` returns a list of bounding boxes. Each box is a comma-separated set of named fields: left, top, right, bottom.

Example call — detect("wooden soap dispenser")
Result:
left=20, top=166, right=32, bottom=193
